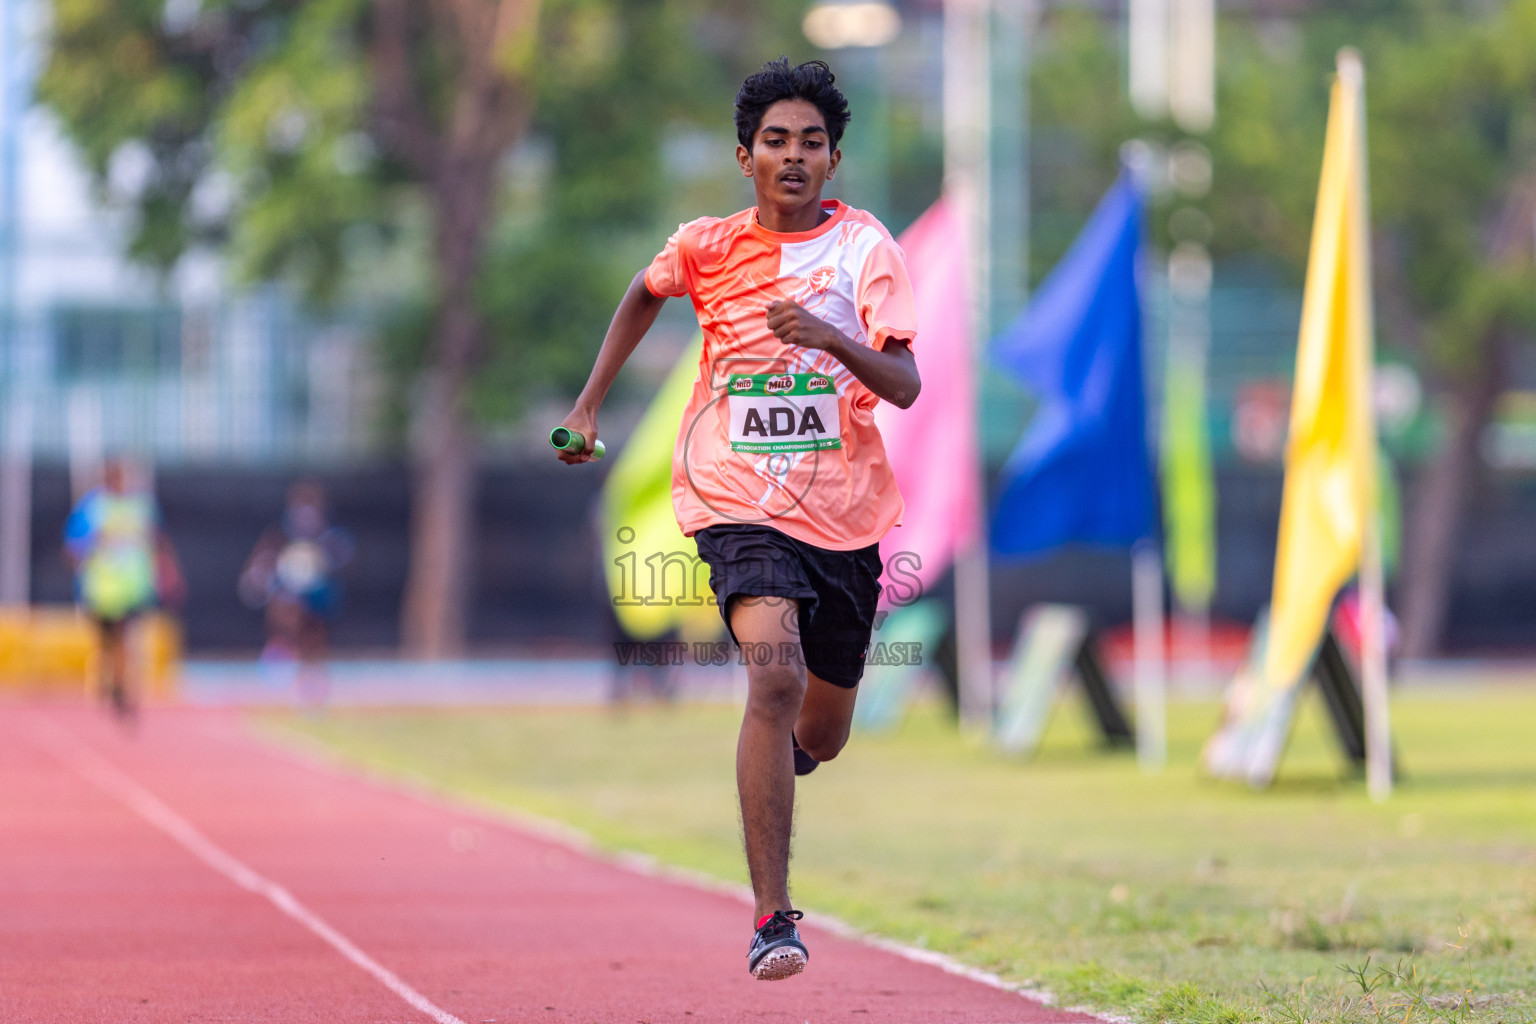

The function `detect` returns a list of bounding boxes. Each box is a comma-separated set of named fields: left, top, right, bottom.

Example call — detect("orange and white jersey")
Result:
left=645, top=200, right=918, bottom=551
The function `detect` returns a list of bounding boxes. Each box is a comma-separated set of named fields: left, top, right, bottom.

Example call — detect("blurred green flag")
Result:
left=599, top=336, right=720, bottom=642
left=1161, top=332, right=1216, bottom=613
left=1377, top=452, right=1401, bottom=578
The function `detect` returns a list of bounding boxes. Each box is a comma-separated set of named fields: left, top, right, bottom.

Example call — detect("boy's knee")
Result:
left=795, top=722, right=849, bottom=762
left=745, top=662, right=806, bottom=718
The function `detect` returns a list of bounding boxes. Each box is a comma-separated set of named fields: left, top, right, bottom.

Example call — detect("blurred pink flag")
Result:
left=875, top=197, right=980, bottom=599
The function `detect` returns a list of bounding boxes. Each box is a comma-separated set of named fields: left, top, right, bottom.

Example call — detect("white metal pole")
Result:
left=1132, top=540, right=1167, bottom=772
left=0, top=0, right=24, bottom=606
left=1341, top=48, right=1392, bottom=801
left=945, top=0, right=995, bottom=732
left=1168, top=0, right=1215, bottom=133
left=1360, top=515, right=1392, bottom=800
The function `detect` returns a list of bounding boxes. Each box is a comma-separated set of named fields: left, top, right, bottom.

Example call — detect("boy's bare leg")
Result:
left=100, top=620, right=134, bottom=720
left=794, top=672, right=858, bottom=762
left=730, top=595, right=806, bottom=921
left=96, top=622, right=118, bottom=708
left=123, top=616, right=146, bottom=719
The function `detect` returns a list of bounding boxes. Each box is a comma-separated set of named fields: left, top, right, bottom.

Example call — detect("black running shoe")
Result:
left=747, top=910, right=808, bottom=980
left=791, top=734, right=819, bottom=776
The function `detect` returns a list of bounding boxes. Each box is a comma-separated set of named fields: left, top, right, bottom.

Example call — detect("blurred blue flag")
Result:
left=990, top=174, right=1153, bottom=557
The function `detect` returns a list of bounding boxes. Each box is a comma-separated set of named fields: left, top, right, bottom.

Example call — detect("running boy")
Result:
left=64, top=457, right=182, bottom=723
left=557, top=58, right=920, bottom=981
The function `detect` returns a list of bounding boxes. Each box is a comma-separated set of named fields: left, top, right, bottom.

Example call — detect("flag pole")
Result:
left=1360, top=505, right=1392, bottom=799
left=1133, top=539, right=1167, bottom=772
left=0, top=0, right=27, bottom=606
left=944, top=0, right=994, bottom=732
left=1339, top=47, right=1392, bottom=800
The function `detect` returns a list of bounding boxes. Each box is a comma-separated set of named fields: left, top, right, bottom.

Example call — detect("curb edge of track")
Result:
left=245, top=717, right=1126, bottom=1024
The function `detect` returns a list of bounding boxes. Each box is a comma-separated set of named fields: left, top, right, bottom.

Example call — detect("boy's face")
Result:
left=737, top=99, right=840, bottom=209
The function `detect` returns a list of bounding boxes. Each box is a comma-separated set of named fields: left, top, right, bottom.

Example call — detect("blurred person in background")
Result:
left=63, top=457, right=183, bottom=723
left=240, top=480, right=353, bottom=707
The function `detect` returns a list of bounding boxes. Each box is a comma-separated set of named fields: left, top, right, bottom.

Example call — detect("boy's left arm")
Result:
left=764, top=300, right=920, bottom=409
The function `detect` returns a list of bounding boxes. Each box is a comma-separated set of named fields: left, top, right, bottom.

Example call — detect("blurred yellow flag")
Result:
left=599, top=337, right=720, bottom=642
left=1262, top=55, right=1379, bottom=689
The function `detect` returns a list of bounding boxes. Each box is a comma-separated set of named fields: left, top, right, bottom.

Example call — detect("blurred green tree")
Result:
left=1027, top=8, right=1140, bottom=281
left=1029, top=1, right=1536, bottom=655
left=1361, top=1, right=1536, bottom=656
left=1211, top=0, right=1536, bottom=657
left=38, top=0, right=802, bottom=655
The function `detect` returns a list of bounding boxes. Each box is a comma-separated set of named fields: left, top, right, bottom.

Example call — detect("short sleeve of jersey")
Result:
left=644, top=218, right=715, bottom=299
left=858, top=238, right=919, bottom=351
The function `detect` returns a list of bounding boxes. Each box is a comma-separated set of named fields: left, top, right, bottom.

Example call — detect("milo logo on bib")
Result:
left=726, top=373, right=842, bottom=454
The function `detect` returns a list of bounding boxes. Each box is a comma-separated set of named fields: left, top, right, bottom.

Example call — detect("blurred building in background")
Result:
left=1, top=108, right=383, bottom=468
left=2, top=0, right=1532, bottom=656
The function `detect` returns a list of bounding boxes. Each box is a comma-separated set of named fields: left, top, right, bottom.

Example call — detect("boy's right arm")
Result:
left=555, top=269, right=668, bottom=464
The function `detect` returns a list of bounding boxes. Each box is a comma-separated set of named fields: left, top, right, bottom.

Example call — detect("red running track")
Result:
left=0, top=704, right=1099, bottom=1024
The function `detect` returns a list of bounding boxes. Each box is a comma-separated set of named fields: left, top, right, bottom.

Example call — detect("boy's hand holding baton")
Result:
left=551, top=414, right=604, bottom=463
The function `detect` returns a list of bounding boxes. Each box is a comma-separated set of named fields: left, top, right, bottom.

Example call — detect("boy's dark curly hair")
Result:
left=733, top=58, right=851, bottom=150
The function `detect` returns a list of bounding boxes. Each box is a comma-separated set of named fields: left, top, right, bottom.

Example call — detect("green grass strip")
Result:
left=265, top=687, right=1536, bottom=1024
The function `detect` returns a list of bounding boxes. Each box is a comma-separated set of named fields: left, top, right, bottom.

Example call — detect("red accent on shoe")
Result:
left=756, top=914, right=774, bottom=930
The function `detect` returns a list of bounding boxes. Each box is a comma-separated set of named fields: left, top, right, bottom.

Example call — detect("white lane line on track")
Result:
left=259, top=722, right=1117, bottom=1023
left=29, top=720, right=467, bottom=1024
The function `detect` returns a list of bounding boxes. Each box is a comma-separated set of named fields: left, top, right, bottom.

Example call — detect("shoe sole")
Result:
left=751, top=946, right=808, bottom=981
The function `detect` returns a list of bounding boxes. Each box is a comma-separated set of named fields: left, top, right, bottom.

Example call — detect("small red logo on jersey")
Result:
left=807, top=266, right=836, bottom=294
left=807, top=376, right=831, bottom=391
left=732, top=377, right=754, bottom=392
left=765, top=375, right=795, bottom=394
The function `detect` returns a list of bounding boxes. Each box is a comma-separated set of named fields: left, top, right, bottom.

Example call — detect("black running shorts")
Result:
left=693, top=524, right=883, bottom=689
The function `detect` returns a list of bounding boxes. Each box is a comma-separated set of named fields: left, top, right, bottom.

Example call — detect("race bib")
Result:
left=726, top=373, right=842, bottom=454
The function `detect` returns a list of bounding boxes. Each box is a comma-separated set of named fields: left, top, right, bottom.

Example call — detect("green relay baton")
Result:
left=550, top=426, right=606, bottom=460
